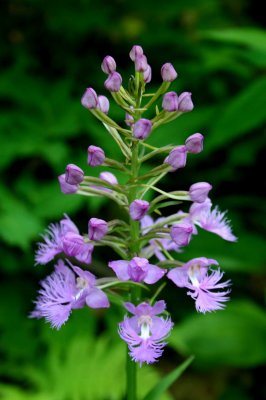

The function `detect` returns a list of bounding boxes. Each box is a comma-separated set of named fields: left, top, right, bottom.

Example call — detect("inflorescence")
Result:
left=30, top=45, right=237, bottom=365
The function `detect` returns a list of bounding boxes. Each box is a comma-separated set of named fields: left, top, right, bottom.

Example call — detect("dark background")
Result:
left=0, top=1, right=265, bottom=399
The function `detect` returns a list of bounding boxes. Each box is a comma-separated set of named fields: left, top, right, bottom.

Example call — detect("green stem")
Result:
left=126, top=139, right=141, bottom=400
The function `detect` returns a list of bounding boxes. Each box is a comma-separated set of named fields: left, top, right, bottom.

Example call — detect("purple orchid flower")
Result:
left=189, top=198, right=237, bottom=242
left=108, top=257, right=166, bottom=284
left=35, top=215, right=94, bottom=265
left=30, top=260, right=110, bottom=329
left=119, top=300, right=173, bottom=365
left=167, top=257, right=231, bottom=313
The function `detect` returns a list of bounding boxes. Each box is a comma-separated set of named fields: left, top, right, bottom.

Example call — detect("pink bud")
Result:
left=164, top=146, right=187, bottom=171
left=129, top=200, right=150, bottom=221
left=104, top=72, right=122, bottom=92
left=99, top=171, right=118, bottom=185
left=129, top=45, right=144, bottom=61
left=189, top=182, right=212, bottom=203
left=162, top=92, right=178, bottom=112
left=133, top=118, right=152, bottom=140
left=135, top=54, right=148, bottom=72
left=170, top=221, right=193, bottom=247
left=161, top=63, right=178, bottom=82
left=143, top=65, right=152, bottom=83
left=185, top=133, right=204, bottom=154
left=97, top=95, right=110, bottom=114
left=58, top=174, right=79, bottom=194
left=65, top=164, right=84, bottom=185
left=178, top=92, right=194, bottom=112
left=88, top=218, right=108, bottom=241
left=81, top=87, right=98, bottom=109
left=87, top=145, right=105, bottom=166
left=101, top=56, right=116, bottom=74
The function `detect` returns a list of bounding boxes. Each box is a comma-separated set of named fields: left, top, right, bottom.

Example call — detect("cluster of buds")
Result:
left=31, top=45, right=236, bottom=365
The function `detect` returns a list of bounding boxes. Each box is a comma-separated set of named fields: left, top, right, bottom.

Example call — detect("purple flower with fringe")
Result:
left=35, top=215, right=94, bottom=265
left=30, top=260, right=109, bottom=329
left=119, top=300, right=173, bottom=365
left=167, top=257, right=231, bottom=313
left=189, top=198, right=237, bottom=242
left=108, top=257, right=166, bottom=284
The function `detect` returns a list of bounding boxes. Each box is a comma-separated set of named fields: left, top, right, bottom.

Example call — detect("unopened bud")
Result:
left=162, top=91, right=178, bottom=112
left=101, top=56, right=116, bottom=74
left=143, top=65, right=152, bottom=83
left=170, top=221, right=193, bottom=247
left=125, top=111, right=134, bottom=126
left=104, top=72, right=122, bottom=92
left=135, top=54, right=148, bottom=72
left=87, top=145, right=105, bottom=166
left=129, top=45, right=144, bottom=61
left=58, top=174, right=79, bottom=194
left=65, top=164, right=84, bottom=185
left=161, top=63, right=178, bottom=82
left=189, top=182, right=212, bottom=203
left=164, top=146, right=187, bottom=171
left=81, top=87, right=98, bottom=109
left=185, top=133, right=204, bottom=154
left=88, top=218, right=108, bottom=241
left=129, top=200, right=150, bottom=221
left=99, top=171, right=118, bottom=185
left=178, top=92, right=194, bottom=112
left=97, top=95, right=110, bottom=114
left=133, top=118, right=152, bottom=140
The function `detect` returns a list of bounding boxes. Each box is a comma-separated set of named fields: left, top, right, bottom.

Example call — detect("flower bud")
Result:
left=178, top=92, right=194, bottom=112
left=99, top=171, right=118, bottom=185
left=104, top=72, right=122, bottom=92
left=164, top=145, right=187, bottom=171
left=170, top=221, right=193, bottom=247
left=129, top=45, right=144, bottom=61
left=97, top=95, right=110, bottom=114
left=62, top=232, right=84, bottom=257
left=65, top=164, right=84, bottom=185
left=129, top=200, right=150, bottom=221
left=161, top=63, right=178, bottom=82
left=133, top=118, right=152, bottom=140
left=125, top=111, right=134, bottom=126
left=58, top=174, right=79, bottom=194
left=88, top=218, right=108, bottom=241
left=135, top=54, right=148, bottom=72
left=87, top=145, right=105, bottom=166
left=101, top=55, right=116, bottom=74
left=81, top=87, right=98, bottom=109
left=185, top=133, right=204, bottom=154
left=143, top=65, right=152, bottom=83
left=162, top=91, right=178, bottom=112
left=189, top=182, right=212, bottom=203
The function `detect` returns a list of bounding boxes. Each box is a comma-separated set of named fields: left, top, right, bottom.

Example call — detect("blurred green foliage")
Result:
left=0, top=0, right=265, bottom=399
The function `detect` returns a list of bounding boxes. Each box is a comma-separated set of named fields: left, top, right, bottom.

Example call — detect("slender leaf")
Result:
left=143, top=356, right=194, bottom=400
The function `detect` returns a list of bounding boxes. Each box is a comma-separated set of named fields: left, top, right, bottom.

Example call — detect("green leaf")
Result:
left=169, top=300, right=266, bottom=367
left=201, top=28, right=266, bottom=53
left=207, top=76, right=266, bottom=151
left=143, top=356, right=194, bottom=400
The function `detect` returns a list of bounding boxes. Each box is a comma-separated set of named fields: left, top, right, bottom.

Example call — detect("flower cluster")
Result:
left=31, top=45, right=236, bottom=365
